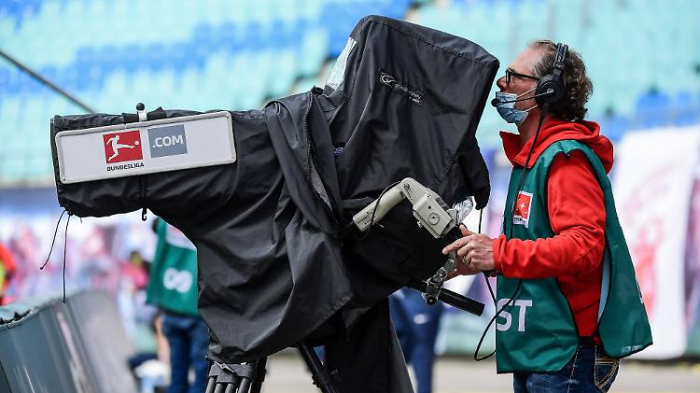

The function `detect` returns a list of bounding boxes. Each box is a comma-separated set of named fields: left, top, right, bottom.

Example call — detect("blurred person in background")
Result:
left=443, top=40, right=652, bottom=392
left=0, top=242, right=17, bottom=305
left=147, top=219, right=209, bottom=393
left=389, top=288, right=443, bottom=393
left=123, top=250, right=150, bottom=291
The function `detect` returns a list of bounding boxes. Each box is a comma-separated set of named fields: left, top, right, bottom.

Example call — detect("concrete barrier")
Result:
left=0, top=290, right=138, bottom=393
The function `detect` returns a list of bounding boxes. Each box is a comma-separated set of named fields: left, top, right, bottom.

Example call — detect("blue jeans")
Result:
left=161, top=311, right=210, bottom=393
left=390, top=289, right=444, bottom=393
left=513, top=343, right=620, bottom=393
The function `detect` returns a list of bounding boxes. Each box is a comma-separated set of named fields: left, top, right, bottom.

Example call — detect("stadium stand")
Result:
left=0, top=0, right=698, bottom=184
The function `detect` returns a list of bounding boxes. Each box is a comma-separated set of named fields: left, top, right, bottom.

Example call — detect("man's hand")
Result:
left=442, top=226, right=496, bottom=274
left=446, top=259, right=482, bottom=280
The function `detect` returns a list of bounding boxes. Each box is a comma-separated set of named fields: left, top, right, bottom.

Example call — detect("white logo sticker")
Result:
left=513, top=191, right=533, bottom=227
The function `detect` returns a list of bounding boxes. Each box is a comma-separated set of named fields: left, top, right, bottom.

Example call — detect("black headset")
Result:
left=534, top=42, right=568, bottom=108
left=491, top=43, right=569, bottom=109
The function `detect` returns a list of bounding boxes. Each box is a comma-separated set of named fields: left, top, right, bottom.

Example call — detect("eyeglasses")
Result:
left=505, top=69, right=540, bottom=84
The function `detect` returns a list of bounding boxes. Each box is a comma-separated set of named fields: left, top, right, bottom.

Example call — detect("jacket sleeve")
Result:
left=493, top=151, right=606, bottom=279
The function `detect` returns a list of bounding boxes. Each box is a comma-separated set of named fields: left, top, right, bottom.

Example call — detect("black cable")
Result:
left=62, top=213, right=72, bottom=303
left=39, top=209, right=73, bottom=303
left=474, top=281, right=522, bottom=361
left=485, top=271, right=496, bottom=303
left=40, top=210, right=67, bottom=270
left=140, top=175, right=148, bottom=221
left=474, top=208, right=495, bottom=303
left=358, top=180, right=401, bottom=239
left=478, top=208, right=484, bottom=234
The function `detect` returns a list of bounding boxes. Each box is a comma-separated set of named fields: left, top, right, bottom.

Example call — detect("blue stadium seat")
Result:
left=267, top=50, right=298, bottom=98
left=269, top=19, right=295, bottom=49
left=144, top=43, right=167, bottom=72
left=298, top=26, right=329, bottom=78
left=168, top=42, right=193, bottom=73
left=671, top=90, right=700, bottom=126
left=322, top=3, right=360, bottom=57
left=121, top=44, right=143, bottom=73
left=75, top=46, right=98, bottom=75
left=634, top=92, right=671, bottom=129
left=244, top=21, right=267, bottom=50
left=98, top=45, right=120, bottom=75
left=11, top=71, right=33, bottom=94
left=218, top=22, right=239, bottom=53
left=0, top=67, right=10, bottom=94
left=600, top=116, right=631, bottom=143
left=193, top=23, right=217, bottom=55
left=292, top=18, right=312, bottom=50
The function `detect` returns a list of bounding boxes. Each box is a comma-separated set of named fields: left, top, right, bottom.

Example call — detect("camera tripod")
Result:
left=204, top=282, right=483, bottom=393
left=205, top=341, right=339, bottom=393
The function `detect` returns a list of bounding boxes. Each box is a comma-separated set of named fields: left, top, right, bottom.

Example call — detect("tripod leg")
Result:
left=205, top=377, right=217, bottom=393
left=206, top=362, right=223, bottom=393
left=298, top=342, right=341, bottom=393
left=238, top=368, right=253, bottom=393
left=249, top=358, right=267, bottom=393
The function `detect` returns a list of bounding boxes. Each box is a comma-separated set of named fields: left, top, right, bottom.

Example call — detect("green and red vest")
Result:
left=495, top=139, right=652, bottom=373
left=146, top=220, right=200, bottom=317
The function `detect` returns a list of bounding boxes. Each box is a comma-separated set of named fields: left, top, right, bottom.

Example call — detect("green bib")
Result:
left=146, top=220, right=200, bottom=317
left=495, top=140, right=652, bottom=373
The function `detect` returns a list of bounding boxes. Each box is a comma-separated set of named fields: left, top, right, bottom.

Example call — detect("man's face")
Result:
left=496, top=47, right=541, bottom=111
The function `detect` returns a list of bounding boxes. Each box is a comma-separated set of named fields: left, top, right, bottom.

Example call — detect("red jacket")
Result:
left=0, top=243, right=16, bottom=304
left=493, top=119, right=613, bottom=337
left=0, top=244, right=15, bottom=276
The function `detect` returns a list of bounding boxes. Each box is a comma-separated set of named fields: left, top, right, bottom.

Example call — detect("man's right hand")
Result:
left=446, top=258, right=482, bottom=280
left=445, top=226, right=485, bottom=279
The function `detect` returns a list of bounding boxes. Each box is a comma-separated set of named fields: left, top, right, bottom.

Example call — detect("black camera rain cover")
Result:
left=50, top=15, right=498, bottom=363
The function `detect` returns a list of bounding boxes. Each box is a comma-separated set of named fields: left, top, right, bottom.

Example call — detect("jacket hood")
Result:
left=500, top=119, right=614, bottom=173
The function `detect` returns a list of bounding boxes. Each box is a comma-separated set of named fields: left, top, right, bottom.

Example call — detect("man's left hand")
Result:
left=442, top=226, right=496, bottom=272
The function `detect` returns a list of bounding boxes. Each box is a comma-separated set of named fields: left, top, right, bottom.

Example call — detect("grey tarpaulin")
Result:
left=50, top=15, right=498, bottom=389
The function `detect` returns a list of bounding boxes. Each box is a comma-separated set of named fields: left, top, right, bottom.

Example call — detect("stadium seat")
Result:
left=0, top=67, right=10, bottom=94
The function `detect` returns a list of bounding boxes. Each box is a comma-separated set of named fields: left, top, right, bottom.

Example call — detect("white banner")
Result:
left=613, top=126, right=700, bottom=359
left=56, top=111, right=236, bottom=184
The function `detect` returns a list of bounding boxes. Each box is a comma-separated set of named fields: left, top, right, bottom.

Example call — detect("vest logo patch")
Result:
left=513, top=191, right=533, bottom=227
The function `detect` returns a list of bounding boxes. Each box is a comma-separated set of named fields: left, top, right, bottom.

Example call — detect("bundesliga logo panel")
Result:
left=102, top=126, right=189, bottom=172
left=103, top=130, right=143, bottom=163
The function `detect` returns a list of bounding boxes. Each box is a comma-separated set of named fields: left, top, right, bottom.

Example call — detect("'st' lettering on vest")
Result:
left=496, top=299, right=533, bottom=332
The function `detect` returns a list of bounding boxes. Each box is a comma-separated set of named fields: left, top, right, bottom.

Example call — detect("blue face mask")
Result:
left=494, top=88, right=537, bottom=126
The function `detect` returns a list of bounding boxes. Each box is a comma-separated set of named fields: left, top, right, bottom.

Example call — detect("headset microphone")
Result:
left=490, top=88, right=555, bottom=107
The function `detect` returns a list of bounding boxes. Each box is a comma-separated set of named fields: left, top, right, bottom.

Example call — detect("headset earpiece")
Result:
left=535, top=43, right=568, bottom=107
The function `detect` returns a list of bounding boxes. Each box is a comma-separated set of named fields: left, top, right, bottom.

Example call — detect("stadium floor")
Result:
left=262, top=354, right=700, bottom=392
